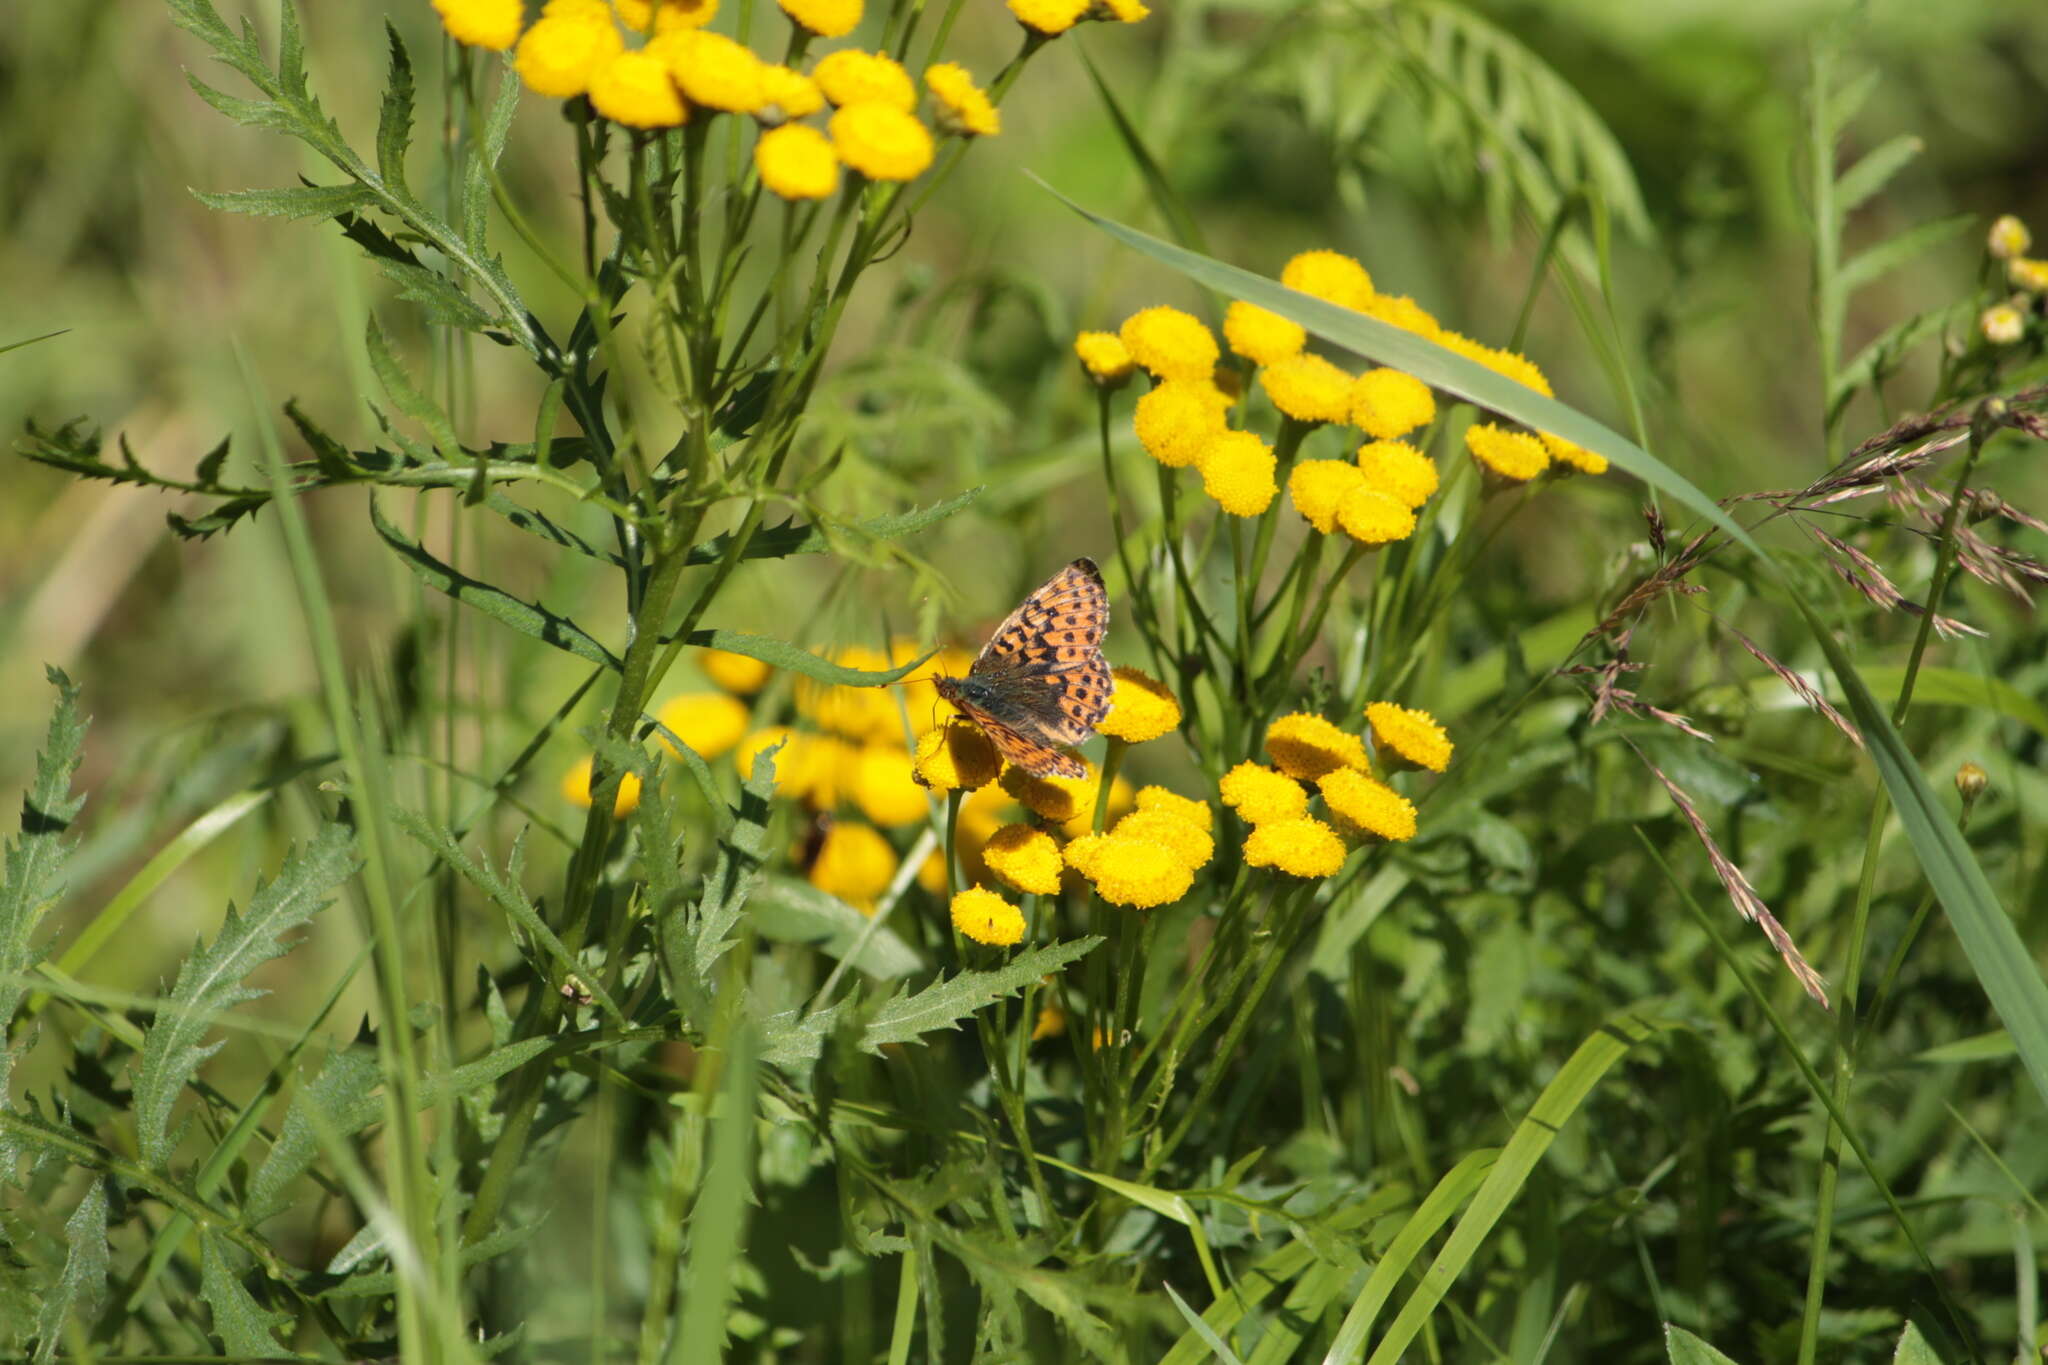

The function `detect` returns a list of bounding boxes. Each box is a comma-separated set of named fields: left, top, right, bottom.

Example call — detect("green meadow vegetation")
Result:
left=3, top=1, right=2046, bottom=1361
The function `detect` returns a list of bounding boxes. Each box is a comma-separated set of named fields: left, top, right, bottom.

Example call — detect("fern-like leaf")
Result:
left=132, top=824, right=357, bottom=1169
left=198, top=1232, right=290, bottom=1357
left=860, top=937, right=1102, bottom=1054
left=29, top=1179, right=108, bottom=1365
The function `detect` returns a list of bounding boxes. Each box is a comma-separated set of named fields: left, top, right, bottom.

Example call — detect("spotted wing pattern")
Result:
left=942, top=558, right=1112, bottom=779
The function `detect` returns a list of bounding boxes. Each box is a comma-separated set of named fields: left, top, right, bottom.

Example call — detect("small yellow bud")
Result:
left=1955, top=761, right=1988, bottom=803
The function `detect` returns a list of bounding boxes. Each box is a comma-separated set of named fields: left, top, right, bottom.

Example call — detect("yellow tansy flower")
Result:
left=853, top=746, right=927, bottom=827
left=1135, top=785, right=1212, bottom=831
left=655, top=692, right=750, bottom=760
left=1335, top=485, right=1416, bottom=546
left=1364, top=701, right=1452, bottom=773
left=1112, top=809, right=1213, bottom=871
left=1280, top=250, right=1373, bottom=310
left=1078, top=835, right=1194, bottom=908
left=1981, top=303, right=2025, bottom=345
left=1120, top=306, right=1221, bottom=382
left=736, top=725, right=801, bottom=788
left=1289, top=459, right=1366, bottom=534
left=912, top=719, right=1001, bottom=791
left=917, top=848, right=947, bottom=894
left=1989, top=214, right=2031, bottom=261
left=1350, top=368, right=1436, bottom=440
left=515, top=13, right=624, bottom=98
left=590, top=50, right=688, bottom=128
left=1098, top=0, right=1149, bottom=18
left=1465, top=422, right=1550, bottom=483
left=615, top=0, right=718, bottom=29
left=2008, top=258, right=2048, bottom=292
left=1361, top=292, right=1443, bottom=341
left=1098, top=666, right=1180, bottom=743
left=701, top=647, right=771, bottom=694
left=543, top=0, right=612, bottom=17
left=1223, top=300, right=1306, bottom=367
left=1075, top=331, right=1136, bottom=387
left=814, top=50, right=916, bottom=112
left=1218, top=761, right=1307, bottom=826
left=1260, top=353, right=1354, bottom=425
left=650, top=30, right=767, bottom=112
left=925, top=62, right=1000, bottom=137
left=755, top=123, right=840, bottom=200
left=1265, top=712, right=1369, bottom=781
left=829, top=103, right=934, bottom=181
left=1198, top=430, right=1279, bottom=517
left=1317, top=767, right=1417, bottom=842
left=758, top=64, right=825, bottom=121
left=1008, top=0, right=1090, bottom=34
left=1133, top=380, right=1230, bottom=468
left=951, top=885, right=1026, bottom=946
left=1001, top=763, right=1090, bottom=825
left=1244, top=817, right=1346, bottom=877
left=1441, top=333, right=1551, bottom=396
left=1355, top=440, right=1438, bottom=510
left=433, top=0, right=524, bottom=50
left=779, top=0, right=861, bottom=38
left=810, top=820, right=898, bottom=912
left=561, top=755, right=642, bottom=817
left=983, top=824, right=1063, bottom=895
left=1538, top=432, right=1609, bottom=476
left=795, top=645, right=898, bottom=741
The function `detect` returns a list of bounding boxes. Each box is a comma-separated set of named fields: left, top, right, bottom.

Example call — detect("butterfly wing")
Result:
left=950, top=697, right=1088, bottom=779
left=969, top=558, right=1113, bottom=745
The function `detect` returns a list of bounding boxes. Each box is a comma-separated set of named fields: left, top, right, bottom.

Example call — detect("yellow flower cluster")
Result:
left=1007, top=0, right=1148, bottom=37
left=951, top=886, right=1026, bottom=946
left=434, top=2, right=1028, bottom=196
left=1098, top=667, right=1181, bottom=743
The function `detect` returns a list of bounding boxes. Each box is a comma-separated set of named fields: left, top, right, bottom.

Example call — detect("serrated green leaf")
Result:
left=1664, top=1325, right=1747, bottom=1365
left=371, top=495, right=620, bottom=669
left=680, top=630, right=931, bottom=688
left=1834, top=214, right=1972, bottom=300
left=1835, top=134, right=1922, bottom=216
left=133, top=824, right=357, bottom=1168
left=751, top=876, right=922, bottom=979
left=681, top=487, right=984, bottom=566
left=190, top=182, right=374, bottom=219
left=862, top=937, right=1103, bottom=1052
left=319, top=1219, right=536, bottom=1299
left=198, top=1233, right=289, bottom=1357
left=30, top=1179, right=107, bottom=1365
left=693, top=743, right=780, bottom=982
left=461, top=67, right=521, bottom=250
left=365, top=317, right=460, bottom=462
left=1891, top=1321, right=1943, bottom=1365
left=374, top=23, right=414, bottom=193
left=0, top=669, right=88, bottom=1172
left=243, top=1048, right=379, bottom=1226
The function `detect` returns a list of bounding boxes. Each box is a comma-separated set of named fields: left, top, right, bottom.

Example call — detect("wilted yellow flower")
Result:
left=1133, top=380, right=1230, bottom=468
left=655, top=692, right=750, bottom=760
left=561, top=755, right=642, bottom=817
left=701, top=647, right=771, bottom=694
left=434, top=0, right=524, bottom=50
left=1318, top=767, right=1417, bottom=842
left=1244, top=817, right=1346, bottom=877
left=912, top=720, right=1001, bottom=791
left=925, top=62, right=1000, bottom=137
left=590, top=50, right=688, bottom=128
left=811, top=820, right=897, bottom=911
left=815, top=50, right=916, bottom=112
left=1464, top=422, right=1550, bottom=483
left=951, top=886, right=1026, bottom=945
left=1266, top=712, right=1369, bottom=781
left=1223, top=300, right=1306, bottom=367
left=2011, top=259, right=2048, bottom=293
left=650, top=30, right=766, bottom=112
left=515, top=12, right=624, bottom=98
left=1078, top=835, right=1194, bottom=908
left=1135, top=785, right=1211, bottom=831
left=1260, top=353, right=1354, bottom=425
left=983, top=823, right=1064, bottom=895
left=1350, top=368, right=1436, bottom=440
left=1355, top=440, right=1438, bottom=509
left=1538, top=432, right=1609, bottom=476
left=1989, top=214, right=2032, bottom=261
left=1288, top=459, right=1366, bottom=534
left=1008, top=0, right=1090, bottom=34
left=1280, top=250, right=1373, bottom=310
left=1096, top=667, right=1180, bottom=744
left=830, top=103, right=934, bottom=181
left=779, top=0, right=861, bottom=37
left=1360, top=292, right=1443, bottom=341
left=1335, top=485, right=1416, bottom=546
left=1112, top=809, right=1213, bottom=871
left=758, top=64, right=824, bottom=121
left=1001, top=763, right=1091, bottom=825
left=1075, top=331, right=1136, bottom=387
left=1365, top=701, right=1452, bottom=773
left=1198, top=430, right=1279, bottom=516
left=1120, top=306, right=1221, bottom=382
left=853, top=746, right=927, bottom=827
left=1219, top=761, right=1307, bottom=826
left=755, top=123, right=839, bottom=200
